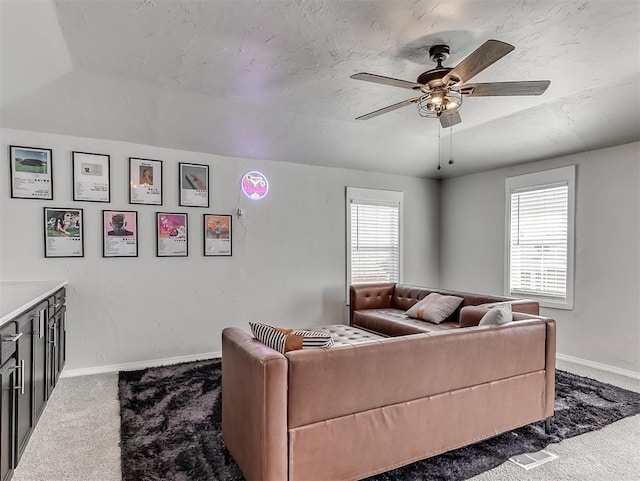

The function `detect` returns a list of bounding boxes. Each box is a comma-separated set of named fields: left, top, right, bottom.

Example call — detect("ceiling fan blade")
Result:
left=355, top=97, right=421, bottom=120
left=460, top=80, right=551, bottom=97
left=439, top=111, right=462, bottom=128
left=443, top=40, right=515, bottom=85
left=351, top=73, right=422, bottom=90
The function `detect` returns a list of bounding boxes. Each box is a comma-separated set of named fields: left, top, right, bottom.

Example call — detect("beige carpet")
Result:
left=12, top=372, right=121, bottom=481
left=12, top=360, right=640, bottom=481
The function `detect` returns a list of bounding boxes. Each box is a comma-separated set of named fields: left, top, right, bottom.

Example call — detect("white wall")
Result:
left=0, top=128, right=440, bottom=371
left=440, top=142, right=640, bottom=374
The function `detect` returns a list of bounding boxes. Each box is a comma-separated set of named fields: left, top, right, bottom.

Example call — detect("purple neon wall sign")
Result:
left=241, top=171, right=269, bottom=200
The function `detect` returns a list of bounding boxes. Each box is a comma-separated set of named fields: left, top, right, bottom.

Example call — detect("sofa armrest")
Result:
left=481, top=299, right=540, bottom=315
left=349, top=283, right=395, bottom=325
left=459, top=306, right=488, bottom=327
left=543, top=318, right=556, bottom=418
left=222, top=327, right=288, bottom=481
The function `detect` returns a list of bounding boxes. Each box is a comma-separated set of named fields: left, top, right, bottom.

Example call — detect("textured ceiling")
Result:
left=1, top=0, right=639, bottom=178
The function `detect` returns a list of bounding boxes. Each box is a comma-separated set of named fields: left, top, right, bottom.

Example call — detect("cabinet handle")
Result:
left=14, top=360, right=25, bottom=394
left=54, top=303, right=62, bottom=308
left=2, top=332, right=23, bottom=343
left=34, top=310, right=46, bottom=338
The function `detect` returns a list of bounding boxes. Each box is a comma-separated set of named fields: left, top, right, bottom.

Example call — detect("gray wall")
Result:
left=0, top=128, right=440, bottom=371
left=440, top=142, right=640, bottom=373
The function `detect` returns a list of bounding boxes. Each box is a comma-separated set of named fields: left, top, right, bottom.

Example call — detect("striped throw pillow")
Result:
left=249, top=322, right=334, bottom=353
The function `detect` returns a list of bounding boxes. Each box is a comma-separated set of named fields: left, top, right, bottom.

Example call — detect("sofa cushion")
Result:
left=352, top=308, right=459, bottom=336
left=479, top=304, right=513, bottom=326
left=315, top=324, right=386, bottom=346
left=405, top=293, right=464, bottom=324
left=249, top=322, right=334, bottom=353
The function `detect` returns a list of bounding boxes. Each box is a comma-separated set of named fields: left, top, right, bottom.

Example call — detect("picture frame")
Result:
left=73, top=151, right=111, bottom=202
left=179, top=162, right=210, bottom=207
left=103, top=210, right=138, bottom=257
left=204, top=214, right=232, bottom=256
left=10, top=145, right=53, bottom=200
left=43, top=207, right=84, bottom=258
left=156, top=212, right=188, bottom=257
left=129, top=157, right=163, bottom=205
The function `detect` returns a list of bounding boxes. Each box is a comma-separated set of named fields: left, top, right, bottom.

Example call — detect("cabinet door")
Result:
left=16, top=304, right=43, bottom=463
left=56, top=308, right=66, bottom=379
left=46, top=317, right=57, bottom=399
left=33, top=306, right=48, bottom=422
left=0, top=359, right=17, bottom=481
left=46, top=308, right=67, bottom=395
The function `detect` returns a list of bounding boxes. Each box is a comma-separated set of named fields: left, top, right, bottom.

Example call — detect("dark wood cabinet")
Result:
left=0, top=319, right=18, bottom=481
left=0, top=286, right=66, bottom=480
left=15, top=317, right=32, bottom=464
left=33, top=309, right=47, bottom=422
left=15, top=301, right=47, bottom=464
left=0, top=359, right=17, bottom=481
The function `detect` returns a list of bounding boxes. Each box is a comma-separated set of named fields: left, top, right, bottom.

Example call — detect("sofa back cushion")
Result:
left=392, top=284, right=522, bottom=323
left=350, top=283, right=395, bottom=311
left=285, top=319, right=549, bottom=429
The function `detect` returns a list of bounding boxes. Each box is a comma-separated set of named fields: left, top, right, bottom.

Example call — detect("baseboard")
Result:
left=60, top=351, right=640, bottom=380
left=556, top=353, right=640, bottom=380
left=60, top=351, right=221, bottom=378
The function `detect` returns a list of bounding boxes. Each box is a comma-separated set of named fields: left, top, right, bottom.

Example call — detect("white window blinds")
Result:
left=346, top=187, right=403, bottom=298
left=506, top=165, right=575, bottom=309
left=509, top=184, right=568, bottom=298
left=350, top=201, right=400, bottom=284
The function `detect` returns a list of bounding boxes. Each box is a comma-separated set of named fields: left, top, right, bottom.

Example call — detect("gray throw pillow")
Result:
left=405, top=292, right=464, bottom=324
left=478, top=303, right=513, bottom=325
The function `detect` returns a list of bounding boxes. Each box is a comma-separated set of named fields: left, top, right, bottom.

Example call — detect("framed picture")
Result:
left=10, top=145, right=53, bottom=200
left=73, top=151, right=111, bottom=202
left=204, top=214, right=232, bottom=256
left=103, top=210, right=138, bottom=257
left=156, top=212, right=188, bottom=257
left=43, top=207, right=84, bottom=258
left=129, top=157, right=163, bottom=205
left=179, top=162, right=209, bottom=207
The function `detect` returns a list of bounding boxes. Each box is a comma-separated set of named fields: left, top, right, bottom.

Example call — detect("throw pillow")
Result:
left=405, top=293, right=464, bottom=324
left=478, top=303, right=513, bottom=326
left=249, top=322, right=334, bottom=353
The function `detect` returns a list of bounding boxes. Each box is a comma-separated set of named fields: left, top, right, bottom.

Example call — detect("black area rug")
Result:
left=119, top=360, right=640, bottom=481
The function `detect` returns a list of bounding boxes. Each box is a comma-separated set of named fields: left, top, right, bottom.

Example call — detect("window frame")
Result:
left=346, top=187, right=403, bottom=302
left=504, top=165, right=576, bottom=310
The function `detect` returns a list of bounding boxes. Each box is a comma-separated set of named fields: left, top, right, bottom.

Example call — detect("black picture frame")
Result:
left=179, top=162, right=210, bottom=208
left=203, top=214, right=232, bottom=256
left=10, top=145, right=54, bottom=200
left=156, top=212, right=188, bottom=257
left=129, top=157, right=163, bottom=205
left=102, top=210, right=138, bottom=258
left=72, top=151, right=111, bottom=202
left=43, top=207, right=84, bottom=258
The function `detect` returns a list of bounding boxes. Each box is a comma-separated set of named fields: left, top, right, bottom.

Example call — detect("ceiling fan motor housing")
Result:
left=417, top=44, right=461, bottom=88
left=429, top=44, right=450, bottom=64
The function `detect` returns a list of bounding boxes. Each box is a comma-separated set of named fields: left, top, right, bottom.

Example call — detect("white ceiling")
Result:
left=1, top=0, right=639, bottom=178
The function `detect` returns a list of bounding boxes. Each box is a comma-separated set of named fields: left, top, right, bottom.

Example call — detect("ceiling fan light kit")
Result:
left=351, top=39, right=550, bottom=129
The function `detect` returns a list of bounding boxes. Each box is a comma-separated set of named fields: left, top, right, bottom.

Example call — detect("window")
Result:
left=346, top=187, right=403, bottom=299
left=505, top=166, right=575, bottom=309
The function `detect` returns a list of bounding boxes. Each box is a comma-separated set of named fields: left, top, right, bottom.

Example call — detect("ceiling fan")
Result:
left=351, top=39, right=550, bottom=128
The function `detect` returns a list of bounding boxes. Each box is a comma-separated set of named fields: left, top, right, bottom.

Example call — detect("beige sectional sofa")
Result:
left=222, top=305, right=556, bottom=481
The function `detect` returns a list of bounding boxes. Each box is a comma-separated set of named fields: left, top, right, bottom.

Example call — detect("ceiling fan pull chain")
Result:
left=437, top=126, right=442, bottom=170
left=449, top=127, right=454, bottom=165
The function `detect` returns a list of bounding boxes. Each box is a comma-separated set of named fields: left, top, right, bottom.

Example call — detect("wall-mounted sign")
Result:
left=241, top=171, right=269, bottom=200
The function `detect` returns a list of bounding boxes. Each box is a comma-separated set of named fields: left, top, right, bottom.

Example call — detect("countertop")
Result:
left=0, top=280, right=68, bottom=326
